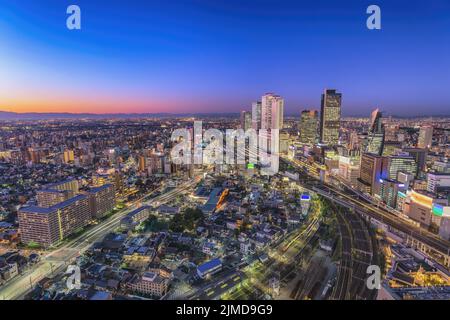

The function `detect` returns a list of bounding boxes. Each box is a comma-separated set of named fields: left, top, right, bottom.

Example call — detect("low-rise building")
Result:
left=196, top=258, right=222, bottom=279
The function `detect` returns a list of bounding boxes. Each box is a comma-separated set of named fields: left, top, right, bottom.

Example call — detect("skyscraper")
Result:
left=320, top=89, right=342, bottom=145
left=63, top=149, right=75, bottom=164
left=386, top=155, right=417, bottom=180
left=418, top=126, right=433, bottom=149
left=240, top=111, right=252, bottom=131
left=261, top=93, right=284, bottom=130
left=364, top=108, right=385, bottom=155
left=299, top=110, right=319, bottom=145
left=358, top=153, right=388, bottom=195
left=251, top=101, right=262, bottom=130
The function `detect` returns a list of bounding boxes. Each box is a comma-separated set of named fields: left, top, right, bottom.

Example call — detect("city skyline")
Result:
left=2, top=0, right=450, bottom=116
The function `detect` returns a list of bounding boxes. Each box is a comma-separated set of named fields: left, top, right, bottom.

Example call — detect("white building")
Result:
left=261, top=93, right=284, bottom=130
left=427, top=173, right=450, bottom=194
left=418, top=126, right=433, bottom=149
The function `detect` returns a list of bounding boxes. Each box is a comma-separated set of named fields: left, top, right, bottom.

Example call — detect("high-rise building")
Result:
left=320, top=89, right=342, bottom=145
left=299, top=110, right=319, bottom=145
left=87, top=184, right=115, bottom=219
left=18, top=194, right=91, bottom=247
left=240, top=111, right=252, bottom=131
left=386, top=155, right=417, bottom=180
left=251, top=101, right=262, bottom=130
left=45, top=179, right=79, bottom=194
left=37, top=189, right=73, bottom=208
left=37, top=179, right=79, bottom=207
left=379, top=179, right=407, bottom=208
left=364, top=108, right=385, bottom=155
left=427, top=173, right=450, bottom=194
left=402, top=148, right=428, bottom=176
left=418, top=126, right=433, bottom=149
left=261, top=93, right=284, bottom=130
left=138, top=155, right=147, bottom=172
left=63, top=149, right=75, bottom=164
left=358, top=153, right=388, bottom=195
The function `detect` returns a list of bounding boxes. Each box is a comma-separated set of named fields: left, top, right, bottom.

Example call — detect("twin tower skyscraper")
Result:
left=242, top=90, right=343, bottom=146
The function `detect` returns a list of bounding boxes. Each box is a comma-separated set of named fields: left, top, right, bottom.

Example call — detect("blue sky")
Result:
left=1, top=0, right=450, bottom=115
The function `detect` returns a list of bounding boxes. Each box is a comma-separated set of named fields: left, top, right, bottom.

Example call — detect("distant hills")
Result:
left=0, top=111, right=239, bottom=120
left=0, top=110, right=449, bottom=121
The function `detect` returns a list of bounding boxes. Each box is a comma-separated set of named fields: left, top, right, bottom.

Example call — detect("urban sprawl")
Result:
left=0, top=90, right=450, bottom=300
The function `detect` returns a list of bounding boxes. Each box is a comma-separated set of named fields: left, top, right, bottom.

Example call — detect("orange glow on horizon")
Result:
left=0, top=96, right=183, bottom=114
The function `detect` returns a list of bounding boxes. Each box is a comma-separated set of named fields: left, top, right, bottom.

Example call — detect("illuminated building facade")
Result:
left=252, top=101, right=262, bottom=130
left=261, top=93, right=284, bottom=130
left=87, top=184, right=115, bottom=219
left=320, top=89, right=342, bottom=145
left=379, top=179, right=407, bottom=208
left=299, top=110, right=319, bottom=145
left=364, top=108, right=385, bottom=156
left=358, top=153, right=388, bottom=195
left=386, top=155, right=417, bottom=180
left=418, top=126, right=433, bottom=149
left=240, top=111, right=252, bottom=131
left=18, top=194, right=91, bottom=247
left=404, top=190, right=435, bottom=227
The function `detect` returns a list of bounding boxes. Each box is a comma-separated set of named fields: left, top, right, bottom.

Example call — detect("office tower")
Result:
left=418, top=126, right=433, bottom=149
left=18, top=195, right=91, bottom=247
left=365, top=108, right=385, bottom=155
left=379, top=179, right=408, bottom=208
left=240, top=111, right=252, bottom=131
left=87, top=184, right=115, bottom=219
left=358, top=153, right=388, bottom=195
left=402, top=148, right=428, bottom=176
left=261, top=93, right=284, bottom=130
left=63, top=149, right=75, bottom=164
left=299, top=110, right=319, bottom=145
left=386, top=155, right=417, bottom=180
left=251, top=101, right=262, bottom=130
left=320, top=89, right=342, bottom=145
left=279, top=132, right=290, bottom=154
left=138, top=155, right=147, bottom=172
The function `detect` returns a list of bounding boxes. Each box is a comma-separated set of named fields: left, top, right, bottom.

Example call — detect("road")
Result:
left=0, top=177, right=200, bottom=300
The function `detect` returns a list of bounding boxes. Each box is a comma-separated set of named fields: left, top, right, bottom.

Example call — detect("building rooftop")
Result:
left=88, top=184, right=114, bottom=194
left=197, top=258, right=221, bottom=274
left=20, top=194, right=88, bottom=214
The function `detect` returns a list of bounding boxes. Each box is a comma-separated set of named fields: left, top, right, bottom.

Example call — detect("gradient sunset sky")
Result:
left=1, top=0, right=450, bottom=116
